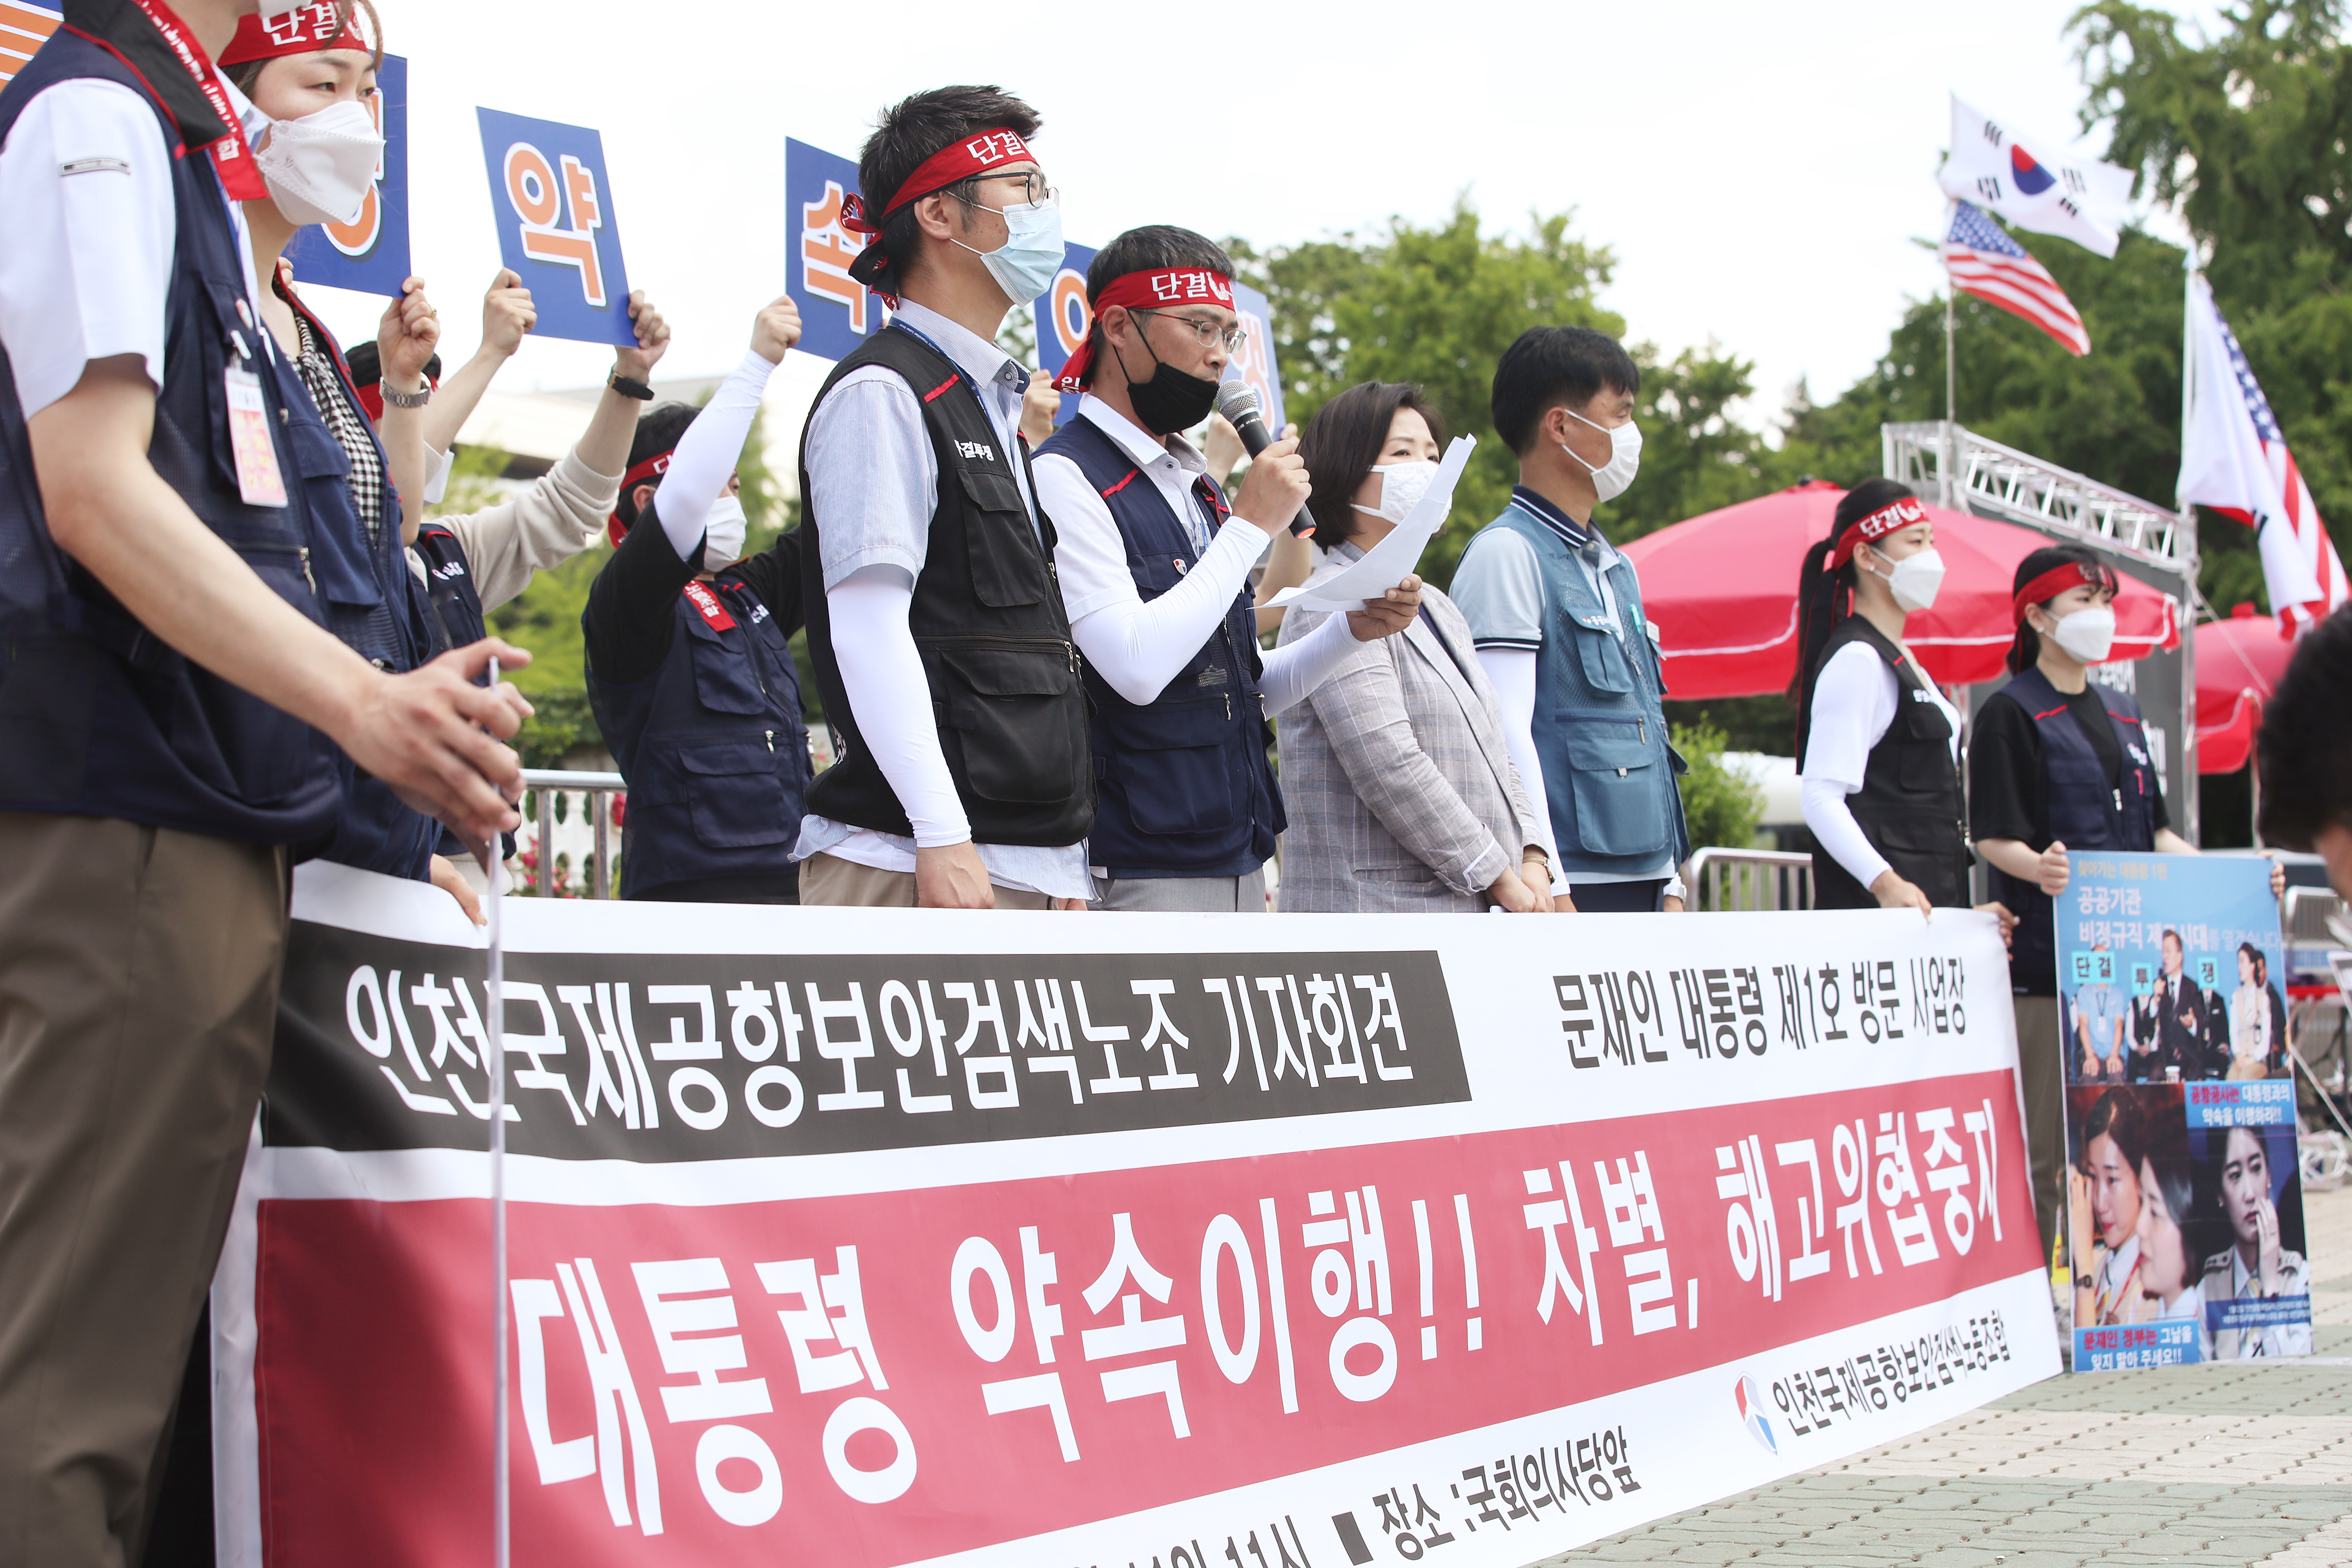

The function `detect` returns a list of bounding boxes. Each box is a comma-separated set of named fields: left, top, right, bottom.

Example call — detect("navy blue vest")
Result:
left=0, top=27, right=341, bottom=844
left=588, top=569, right=810, bottom=899
left=1477, top=503, right=1689, bottom=878
left=1991, top=665, right=2160, bottom=990
left=278, top=287, right=438, bottom=879
left=411, top=520, right=486, bottom=657
left=1035, top=416, right=1281, bottom=879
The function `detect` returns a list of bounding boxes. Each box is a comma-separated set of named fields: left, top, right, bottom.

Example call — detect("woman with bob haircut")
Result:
left=1274, top=382, right=1555, bottom=913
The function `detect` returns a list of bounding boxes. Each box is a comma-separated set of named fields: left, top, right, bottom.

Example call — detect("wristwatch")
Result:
left=380, top=383, right=430, bottom=409
left=608, top=371, right=655, bottom=401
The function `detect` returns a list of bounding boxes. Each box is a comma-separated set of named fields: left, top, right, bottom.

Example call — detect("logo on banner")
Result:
left=1735, top=1373, right=1776, bottom=1452
left=475, top=108, right=634, bottom=345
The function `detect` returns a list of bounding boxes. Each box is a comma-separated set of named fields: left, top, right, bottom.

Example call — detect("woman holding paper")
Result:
left=1276, top=382, right=1555, bottom=914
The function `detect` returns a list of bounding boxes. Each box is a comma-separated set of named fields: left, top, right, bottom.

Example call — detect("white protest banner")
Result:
left=212, top=867, right=2055, bottom=1566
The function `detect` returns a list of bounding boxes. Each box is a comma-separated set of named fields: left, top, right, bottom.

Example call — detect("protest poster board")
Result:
left=2057, top=853, right=2309, bottom=1369
left=475, top=108, right=634, bottom=346
left=212, top=868, right=2054, bottom=1566
left=0, top=2, right=61, bottom=95
left=284, top=52, right=410, bottom=294
left=785, top=137, right=879, bottom=363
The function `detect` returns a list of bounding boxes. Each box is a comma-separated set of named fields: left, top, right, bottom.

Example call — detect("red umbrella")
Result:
left=2193, top=604, right=2294, bottom=774
left=1618, top=480, right=2181, bottom=700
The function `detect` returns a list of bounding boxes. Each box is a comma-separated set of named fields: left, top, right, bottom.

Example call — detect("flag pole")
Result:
left=1942, top=199, right=1959, bottom=509
left=486, top=658, right=510, bottom=1568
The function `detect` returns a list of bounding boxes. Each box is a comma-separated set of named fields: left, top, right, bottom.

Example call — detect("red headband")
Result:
left=220, top=2, right=369, bottom=64
left=1053, top=268, right=1236, bottom=393
left=1827, top=495, right=1929, bottom=568
left=606, top=451, right=675, bottom=545
left=838, top=128, right=1035, bottom=300
left=2012, top=560, right=2118, bottom=626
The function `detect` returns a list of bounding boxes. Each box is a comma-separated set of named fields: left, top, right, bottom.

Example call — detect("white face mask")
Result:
left=1867, top=544, right=1946, bottom=613
left=702, top=495, right=748, bottom=572
left=1350, top=460, right=1439, bottom=526
left=952, top=198, right=1066, bottom=307
left=2042, top=603, right=2117, bottom=664
left=256, top=100, right=383, bottom=227
left=1560, top=407, right=1642, bottom=502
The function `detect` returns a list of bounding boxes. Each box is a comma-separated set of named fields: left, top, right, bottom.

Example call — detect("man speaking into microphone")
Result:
left=1032, top=226, right=1422, bottom=912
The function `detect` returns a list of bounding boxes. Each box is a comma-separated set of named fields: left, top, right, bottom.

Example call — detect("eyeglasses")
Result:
left=955, top=171, right=1057, bottom=209
left=1135, top=308, right=1249, bottom=353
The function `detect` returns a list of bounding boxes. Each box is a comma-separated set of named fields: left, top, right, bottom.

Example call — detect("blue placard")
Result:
left=785, top=137, right=881, bottom=363
left=282, top=53, right=409, bottom=295
left=1226, top=278, right=1286, bottom=435
left=474, top=108, right=634, bottom=346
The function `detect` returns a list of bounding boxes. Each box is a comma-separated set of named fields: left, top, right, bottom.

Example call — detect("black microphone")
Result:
left=1213, top=381, right=1315, bottom=537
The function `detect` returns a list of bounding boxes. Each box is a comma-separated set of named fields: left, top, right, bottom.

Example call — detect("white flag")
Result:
left=1940, top=94, right=2135, bottom=259
left=2179, top=271, right=2345, bottom=635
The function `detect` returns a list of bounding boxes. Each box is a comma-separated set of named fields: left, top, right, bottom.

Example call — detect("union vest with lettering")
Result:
left=1034, top=415, right=1281, bottom=879
left=586, top=555, right=811, bottom=899
left=0, top=25, right=341, bottom=843
left=797, top=326, right=1092, bottom=847
left=1991, top=664, right=2160, bottom=990
left=1803, top=617, right=1971, bottom=910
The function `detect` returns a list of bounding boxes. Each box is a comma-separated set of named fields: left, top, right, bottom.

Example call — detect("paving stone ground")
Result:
left=1534, top=1183, right=2352, bottom=1566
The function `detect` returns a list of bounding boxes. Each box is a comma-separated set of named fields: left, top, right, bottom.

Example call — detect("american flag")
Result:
left=1940, top=200, right=2090, bottom=356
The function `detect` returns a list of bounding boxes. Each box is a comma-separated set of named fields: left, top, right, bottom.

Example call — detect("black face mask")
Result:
left=1113, top=324, right=1221, bottom=435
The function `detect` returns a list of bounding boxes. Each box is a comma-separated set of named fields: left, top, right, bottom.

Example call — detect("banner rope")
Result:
left=487, top=659, right=510, bottom=1568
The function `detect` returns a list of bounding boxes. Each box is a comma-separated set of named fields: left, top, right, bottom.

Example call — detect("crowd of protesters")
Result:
left=4, top=5, right=2352, bottom=1559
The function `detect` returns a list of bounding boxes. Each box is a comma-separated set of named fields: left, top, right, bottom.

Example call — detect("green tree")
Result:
left=1670, top=719, right=1765, bottom=853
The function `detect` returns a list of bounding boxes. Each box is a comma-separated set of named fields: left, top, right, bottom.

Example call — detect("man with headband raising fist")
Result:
left=1032, top=226, right=1421, bottom=911
left=795, top=86, right=1091, bottom=909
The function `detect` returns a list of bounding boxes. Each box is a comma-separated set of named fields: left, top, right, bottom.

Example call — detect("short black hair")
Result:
left=2258, top=600, right=2352, bottom=851
left=1489, top=326, right=1640, bottom=456
left=1297, top=381, right=1447, bottom=552
left=342, top=339, right=442, bottom=389
left=616, top=402, right=698, bottom=530
left=857, top=85, right=1041, bottom=300
left=1077, top=226, right=1235, bottom=387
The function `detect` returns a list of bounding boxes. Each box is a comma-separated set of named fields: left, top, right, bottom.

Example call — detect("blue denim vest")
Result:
left=0, top=30, right=342, bottom=844
left=589, top=571, right=810, bottom=898
left=1035, top=415, right=1281, bottom=879
left=1989, top=665, right=2160, bottom=990
left=1479, top=503, right=1688, bottom=879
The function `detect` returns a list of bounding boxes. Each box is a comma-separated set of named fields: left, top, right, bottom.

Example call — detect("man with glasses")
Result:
left=1032, top=226, right=1420, bottom=911
left=795, top=85, right=1094, bottom=908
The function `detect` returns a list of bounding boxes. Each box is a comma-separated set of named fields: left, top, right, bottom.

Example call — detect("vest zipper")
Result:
left=766, top=729, right=775, bottom=752
left=299, top=546, right=314, bottom=593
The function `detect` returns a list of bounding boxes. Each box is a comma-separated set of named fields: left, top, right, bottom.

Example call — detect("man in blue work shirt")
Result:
left=2072, top=944, right=2129, bottom=1082
left=1452, top=326, right=1689, bottom=913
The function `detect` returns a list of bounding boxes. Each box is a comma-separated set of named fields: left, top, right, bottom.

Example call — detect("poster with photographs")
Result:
left=2059, top=853, right=2308, bottom=1370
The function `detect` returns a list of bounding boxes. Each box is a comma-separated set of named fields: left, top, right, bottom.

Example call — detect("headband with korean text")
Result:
left=2012, top=560, right=2119, bottom=626
left=1053, top=268, right=1236, bottom=393
left=1828, top=494, right=1929, bottom=568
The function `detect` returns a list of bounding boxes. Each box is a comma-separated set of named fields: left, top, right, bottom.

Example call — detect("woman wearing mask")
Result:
left=2229, top=943, right=2286, bottom=1079
left=1793, top=481, right=1993, bottom=923
left=1276, top=383, right=1555, bottom=913
left=1972, top=546, right=2286, bottom=1257
left=222, top=4, right=453, bottom=889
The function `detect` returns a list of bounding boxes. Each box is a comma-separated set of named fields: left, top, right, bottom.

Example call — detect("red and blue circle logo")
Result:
left=2009, top=144, right=2057, bottom=196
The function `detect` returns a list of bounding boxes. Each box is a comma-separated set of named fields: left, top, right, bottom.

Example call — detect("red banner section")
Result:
left=252, top=1070, right=2033, bottom=1564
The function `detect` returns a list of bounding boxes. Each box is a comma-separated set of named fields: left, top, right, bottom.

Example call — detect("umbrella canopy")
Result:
left=2193, top=604, right=2294, bottom=774
left=1618, top=481, right=2181, bottom=700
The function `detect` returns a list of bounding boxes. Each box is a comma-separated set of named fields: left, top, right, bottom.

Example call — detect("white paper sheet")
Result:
left=1268, top=434, right=1477, bottom=612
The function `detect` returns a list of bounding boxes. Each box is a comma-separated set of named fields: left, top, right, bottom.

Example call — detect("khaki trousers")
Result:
left=798, top=852, right=1052, bottom=909
left=0, top=813, right=289, bottom=1567
left=2014, top=994, right=2066, bottom=1268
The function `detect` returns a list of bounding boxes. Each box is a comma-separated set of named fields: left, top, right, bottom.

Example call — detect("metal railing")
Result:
left=518, top=768, right=623, bottom=899
left=1683, top=848, right=1814, bottom=912
left=1883, top=421, right=2194, bottom=579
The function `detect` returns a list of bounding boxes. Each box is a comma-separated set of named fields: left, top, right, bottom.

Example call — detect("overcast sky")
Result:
left=298, top=0, right=2215, bottom=426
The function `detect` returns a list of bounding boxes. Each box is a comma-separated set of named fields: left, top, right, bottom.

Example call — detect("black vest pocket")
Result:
left=686, top=616, right=769, bottom=715
left=677, top=742, right=791, bottom=847
left=933, top=641, right=1083, bottom=804
left=957, top=470, right=1048, bottom=608
left=1102, top=698, right=1236, bottom=837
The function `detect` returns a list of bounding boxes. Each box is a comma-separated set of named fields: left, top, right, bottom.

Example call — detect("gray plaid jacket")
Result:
left=1274, top=549, right=1547, bottom=912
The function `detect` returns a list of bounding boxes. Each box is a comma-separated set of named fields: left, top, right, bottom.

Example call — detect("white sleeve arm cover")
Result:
left=1068, top=520, right=1267, bottom=707
left=649, top=348, right=775, bottom=560
left=1801, top=775, right=1891, bottom=890
left=1476, top=647, right=1564, bottom=885
left=1257, top=610, right=1358, bottom=717
left=827, top=567, right=971, bottom=848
